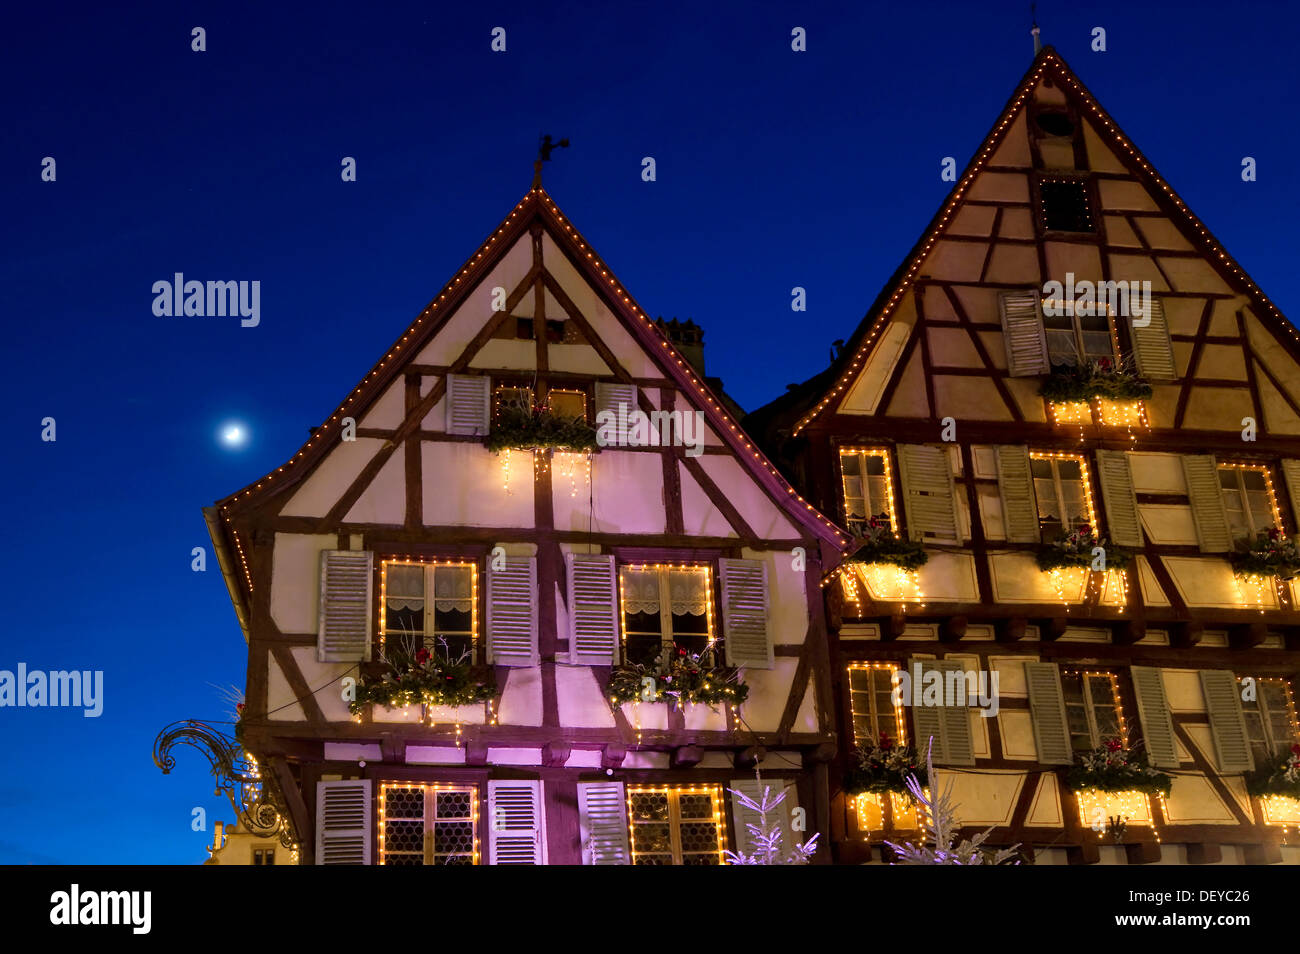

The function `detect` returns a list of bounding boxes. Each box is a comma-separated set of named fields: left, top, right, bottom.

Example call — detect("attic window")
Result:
left=1034, top=111, right=1074, bottom=138
left=546, top=319, right=566, bottom=343
left=515, top=317, right=535, bottom=340
left=1039, top=179, right=1094, bottom=233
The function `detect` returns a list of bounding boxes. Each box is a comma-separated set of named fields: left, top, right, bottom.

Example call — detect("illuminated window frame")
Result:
left=1039, top=296, right=1117, bottom=367
left=1218, top=463, right=1283, bottom=538
left=378, top=782, right=480, bottom=865
left=1061, top=669, right=1127, bottom=751
left=626, top=784, right=727, bottom=865
left=1237, top=675, right=1299, bottom=763
left=492, top=382, right=533, bottom=421
left=838, top=447, right=898, bottom=537
left=846, top=663, right=904, bottom=747
left=617, top=563, right=715, bottom=664
left=545, top=387, right=588, bottom=422
left=1028, top=451, right=1098, bottom=537
left=378, top=558, right=479, bottom=658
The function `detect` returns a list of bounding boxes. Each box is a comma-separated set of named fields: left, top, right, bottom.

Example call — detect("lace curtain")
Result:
left=620, top=567, right=708, bottom=616
left=385, top=563, right=473, bottom=612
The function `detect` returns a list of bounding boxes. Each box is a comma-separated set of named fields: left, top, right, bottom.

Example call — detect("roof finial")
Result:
left=533, top=133, right=570, bottom=189
left=1030, top=3, right=1042, bottom=54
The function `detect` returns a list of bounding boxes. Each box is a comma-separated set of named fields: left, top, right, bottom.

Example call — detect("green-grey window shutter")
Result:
left=998, top=290, right=1049, bottom=377
left=1181, top=455, right=1233, bottom=552
left=1095, top=450, right=1143, bottom=548
left=318, top=550, right=373, bottom=662
left=897, top=444, right=960, bottom=542
left=1279, top=460, right=1300, bottom=531
left=594, top=382, right=638, bottom=446
left=485, top=555, right=538, bottom=666
left=315, top=779, right=372, bottom=865
left=567, top=553, right=619, bottom=665
left=577, top=781, right=630, bottom=865
left=936, top=659, right=975, bottom=766
left=720, top=558, right=773, bottom=669
left=995, top=444, right=1040, bottom=543
left=1024, top=661, right=1073, bottom=765
left=907, top=657, right=947, bottom=763
left=445, top=373, right=490, bottom=436
left=1199, top=670, right=1254, bottom=773
left=1130, top=297, right=1176, bottom=381
left=1130, top=666, right=1179, bottom=769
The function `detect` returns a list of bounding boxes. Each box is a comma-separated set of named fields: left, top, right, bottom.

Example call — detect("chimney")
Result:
left=655, top=317, right=706, bottom=377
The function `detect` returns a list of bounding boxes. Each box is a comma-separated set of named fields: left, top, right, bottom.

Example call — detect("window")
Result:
left=839, top=448, right=896, bottom=536
left=1040, top=300, right=1114, bottom=368
left=514, top=317, right=535, bottom=340
left=252, top=848, right=275, bottom=865
left=1062, top=671, right=1123, bottom=752
left=1034, top=111, right=1075, bottom=138
left=381, top=561, right=477, bottom=662
left=627, top=785, right=725, bottom=865
left=1238, top=676, right=1298, bottom=766
left=493, top=383, right=532, bottom=420
left=618, top=564, right=713, bottom=666
left=847, top=664, right=902, bottom=746
left=1038, top=178, right=1095, bottom=233
left=546, top=388, right=587, bottom=421
left=379, top=783, right=478, bottom=865
left=1219, top=464, right=1280, bottom=538
left=1030, top=452, right=1095, bottom=541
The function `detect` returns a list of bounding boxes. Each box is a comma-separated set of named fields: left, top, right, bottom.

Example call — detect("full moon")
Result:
left=220, top=423, right=248, bottom=449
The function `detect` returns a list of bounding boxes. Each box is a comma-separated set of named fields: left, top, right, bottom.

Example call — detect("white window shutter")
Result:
left=720, top=558, right=773, bottom=669
left=1024, top=662, right=1073, bottom=765
left=1130, top=666, right=1179, bottom=769
left=729, top=778, right=797, bottom=855
left=594, top=381, right=638, bottom=447
left=315, top=779, right=371, bottom=865
left=318, top=550, right=373, bottom=662
left=1281, top=460, right=1300, bottom=531
left=897, top=444, right=960, bottom=542
left=1199, top=670, right=1254, bottom=773
left=1181, top=455, right=1233, bottom=552
left=567, top=553, right=619, bottom=665
left=998, top=290, right=1049, bottom=376
left=1095, top=450, right=1143, bottom=548
left=487, top=780, right=545, bottom=865
left=577, top=781, right=630, bottom=865
left=907, top=656, right=947, bottom=763
left=445, top=373, right=490, bottom=436
left=1130, top=297, right=1175, bottom=381
left=935, top=659, right=975, bottom=766
left=995, top=445, right=1040, bottom=543
left=486, top=555, right=538, bottom=666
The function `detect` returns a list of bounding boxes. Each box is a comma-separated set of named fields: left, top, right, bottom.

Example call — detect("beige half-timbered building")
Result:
left=749, top=46, right=1300, bottom=865
left=206, top=180, right=847, bottom=864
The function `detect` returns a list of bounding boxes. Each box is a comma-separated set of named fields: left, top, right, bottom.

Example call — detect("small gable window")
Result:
left=618, top=564, right=713, bottom=667
left=546, top=388, right=587, bottom=422
left=839, top=448, right=897, bottom=537
left=1218, top=463, right=1280, bottom=538
left=1041, top=299, right=1115, bottom=367
left=1062, top=670, right=1124, bottom=752
left=1038, top=178, right=1095, bottom=233
left=1237, top=676, right=1298, bottom=766
left=1029, top=451, right=1095, bottom=542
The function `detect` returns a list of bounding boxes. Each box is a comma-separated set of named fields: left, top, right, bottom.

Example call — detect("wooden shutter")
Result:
left=1130, top=666, right=1179, bottom=769
left=1199, top=670, right=1254, bottom=773
left=1130, top=296, right=1175, bottom=381
left=720, top=558, right=773, bottom=669
left=577, top=781, right=630, bottom=865
left=594, top=381, right=638, bottom=446
left=445, top=373, right=490, bottom=435
left=1095, top=450, right=1143, bottom=548
left=995, top=445, right=1040, bottom=543
left=1181, top=455, right=1232, bottom=552
left=317, top=550, right=373, bottom=662
left=567, top=553, right=619, bottom=665
left=907, top=657, right=946, bottom=763
left=486, top=555, right=538, bottom=666
left=729, top=778, right=797, bottom=855
left=935, top=659, right=975, bottom=766
left=1024, top=662, right=1073, bottom=765
left=315, top=779, right=371, bottom=865
left=1281, top=460, right=1300, bottom=532
left=487, top=780, right=545, bottom=865
left=897, top=444, right=959, bottom=542
left=998, top=289, right=1049, bottom=377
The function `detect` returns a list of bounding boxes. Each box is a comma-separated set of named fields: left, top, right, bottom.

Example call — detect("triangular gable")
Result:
left=213, top=188, right=846, bottom=554
left=794, top=45, right=1300, bottom=433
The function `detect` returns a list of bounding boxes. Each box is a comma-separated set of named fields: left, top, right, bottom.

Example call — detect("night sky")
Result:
left=3, top=1, right=1296, bottom=863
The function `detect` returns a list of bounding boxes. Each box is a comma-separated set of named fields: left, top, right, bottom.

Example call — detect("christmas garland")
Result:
left=1065, top=739, right=1172, bottom=797
left=842, top=733, right=927, bottom=799
left=1245, top=745, right=1300, bottom=798
left=1039, top=357, right=1152, bottom=403
left=485, top=400, right=599, bottom=454
left=1229, top=528, right=1300, bottom=580
left=1035, top=526, right=1131, bottom=572
left=607, top=648, right=748, bottom=709
left=349, top=647, right=496, bottom=713
left=847, top=517, right=929, bottom=571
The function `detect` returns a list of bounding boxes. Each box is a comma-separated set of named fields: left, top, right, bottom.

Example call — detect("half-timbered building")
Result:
left=748, top=46, right=1300, bottom=865
left=205, top=176, right=847, bottom=865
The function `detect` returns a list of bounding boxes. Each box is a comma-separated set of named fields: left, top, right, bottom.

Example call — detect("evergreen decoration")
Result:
left=884, top=739, right=1021, bottom=865
left=485, top=395, right=599, bottom=454
left=847, top=516, right=928, bottom=571
left=1245, top=744, right=1300, bottom=798
left=1229, top=528, right=1300, bottom=581
left=723, top=783, right=819, bottom=865
left=1035, top=525, right=1131, bottom=572
left=1065, top=739, right=1173, bottom=797
left=349, top=635, right=496, bottom=713
left=1040, top=356, right=1152, bottom=403
left=607, top=647, right=748, bottom=710
left=842, top=732, right=927, bottom=798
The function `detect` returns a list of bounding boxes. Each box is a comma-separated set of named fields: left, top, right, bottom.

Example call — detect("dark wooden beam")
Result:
left=601, top=744, right=627, bottom=769
left=1171, top=621, right=1204, bottom=649
left=541, top=742, right=571, bottom=768
left=671, top=745, right=703, bottom=769
left=1185, top=842, right=1222, bottom=865
left=941, top=615, right=968, bottom=643
left=735, top=746, right=766, bottom=770
left=996, top=617, right=1029, bottom=642
left=1125, top=840, right=1162, bottom=865
left=1229, top=622, right=1268, bottom=650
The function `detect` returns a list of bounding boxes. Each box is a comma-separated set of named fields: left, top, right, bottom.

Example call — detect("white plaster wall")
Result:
left=270, top=533, right=338, bottom=634
left=280, top=438, right=386, bottom=518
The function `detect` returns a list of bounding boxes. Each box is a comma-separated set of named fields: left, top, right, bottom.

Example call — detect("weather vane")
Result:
left=533, top=133, right=570, bottom=188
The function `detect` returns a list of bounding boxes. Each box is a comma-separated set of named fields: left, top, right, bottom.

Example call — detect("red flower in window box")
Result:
left=415, top=648, right=431, bottom=666
left=1292, top=743, right=1300, bottom=756
left=1105, top=737, right=1123, bottom=752
left=235, top=702, right=245, bottom=716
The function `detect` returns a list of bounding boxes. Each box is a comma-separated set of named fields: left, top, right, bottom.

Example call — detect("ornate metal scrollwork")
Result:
left=154, top=720, right=297, bottom=850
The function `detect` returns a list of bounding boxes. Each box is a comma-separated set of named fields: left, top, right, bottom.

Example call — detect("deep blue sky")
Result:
left=2, top=1, right=1296, bottom=863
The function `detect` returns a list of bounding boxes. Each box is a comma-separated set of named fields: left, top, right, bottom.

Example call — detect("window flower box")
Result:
left=485, top=398, right=599, bottom=454
left=1035, top=526, right=1131, bottom=572
left=607, top=648, right=748, bottom=710
left=1230, top=528, right=1300, bottom=581
left=1246, top=744, right=1300, bottom=799
left=1040, top=357, right=1152, bottom=404
left=1065, top=739, right=1172, bottom=798
left=349, top=644, right=496, bottom=715
left=843, top=733, right=927, bottom=798
left=846, top=518, right=928, bottom=572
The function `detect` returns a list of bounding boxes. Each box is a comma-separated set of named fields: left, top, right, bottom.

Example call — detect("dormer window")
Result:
left=1038, top=177, right=1095, bottom=233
